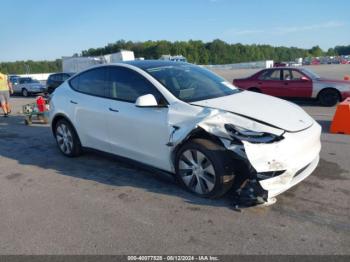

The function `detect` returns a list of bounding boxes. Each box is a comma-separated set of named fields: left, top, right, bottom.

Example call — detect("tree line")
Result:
left=81, top=40, right=350, bottom=64
left=1, top=40, right=349, bottom=74
left=0, top=59, right=62, bottom=75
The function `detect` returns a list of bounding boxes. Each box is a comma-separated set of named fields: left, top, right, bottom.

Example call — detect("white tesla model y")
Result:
left=49, top=61, right=321, bottom=206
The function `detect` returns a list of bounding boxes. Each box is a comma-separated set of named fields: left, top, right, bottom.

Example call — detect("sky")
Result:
left=1, top=0, right=349, bottom=62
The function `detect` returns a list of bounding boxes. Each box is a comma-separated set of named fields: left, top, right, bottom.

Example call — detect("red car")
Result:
left=233, top=67, right=350, bottom=106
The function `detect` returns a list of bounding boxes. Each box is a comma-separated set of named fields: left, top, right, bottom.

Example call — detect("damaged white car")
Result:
left=49, top=61, right=321, bottom=206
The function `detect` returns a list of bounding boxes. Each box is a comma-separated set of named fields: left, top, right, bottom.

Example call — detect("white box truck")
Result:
left=62, top=56, right=103, bottom=73
left=109, top=50, right=135, bottom=62
left=62, top=50, right=135, bottom=73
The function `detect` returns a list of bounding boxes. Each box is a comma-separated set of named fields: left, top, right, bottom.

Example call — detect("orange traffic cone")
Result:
left=330, top=98, right=350, bottom=135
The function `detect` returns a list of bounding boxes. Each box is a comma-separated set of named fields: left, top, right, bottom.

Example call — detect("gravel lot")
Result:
left=0, top=65, right=349, bottom=255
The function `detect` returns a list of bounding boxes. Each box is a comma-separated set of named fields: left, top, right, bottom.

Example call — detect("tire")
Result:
left=54, top=119, right=82, bottom=157
left=175, top=139, right=234, bottom=199
left=318, top=89, right=340, bottom=107
left=22, top=88, right=29, bottom=97
left=24, top=119, right=32, bottom=125
left=248, top=87, right=261, bottom=93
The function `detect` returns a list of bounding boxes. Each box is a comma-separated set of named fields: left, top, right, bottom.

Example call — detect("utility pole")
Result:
left=25, top=64, right=30, bottom=74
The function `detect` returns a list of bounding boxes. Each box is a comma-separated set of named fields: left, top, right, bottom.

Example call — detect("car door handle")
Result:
left=258, top=82, right=262, bottom=85
left=284, top=82, right=289, bottom=85
left=70, top=100, right=78, bottom=104
left=109, top=108, right=119, bottom=113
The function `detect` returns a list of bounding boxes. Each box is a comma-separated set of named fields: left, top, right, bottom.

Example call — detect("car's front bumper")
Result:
left=242, top=121, right=322, bottom=199
left=259, top=155, right=319, bottom=198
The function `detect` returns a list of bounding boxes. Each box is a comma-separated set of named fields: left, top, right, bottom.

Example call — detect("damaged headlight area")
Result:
left=224, top=124, right=284, bottom=143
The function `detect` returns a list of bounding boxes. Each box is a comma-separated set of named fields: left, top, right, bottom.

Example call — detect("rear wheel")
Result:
left=318, top=89, right=340, bottom=106
left=54, top=119, right=82, bottom=157
left=175, top=139, right=233, bottom=198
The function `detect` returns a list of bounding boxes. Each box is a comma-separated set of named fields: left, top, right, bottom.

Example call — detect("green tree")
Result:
left=309, top=45, right=324, bottom=57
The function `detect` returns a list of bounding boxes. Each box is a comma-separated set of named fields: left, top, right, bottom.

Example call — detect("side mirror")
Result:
left=135, top=94, right=158, bottom=107
left=300, top=76, right=309, bottom=81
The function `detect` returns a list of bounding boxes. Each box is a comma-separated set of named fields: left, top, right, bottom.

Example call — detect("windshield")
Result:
left=301, top=68, right=320, bottom=79
left=10, top=77, right=19, bottom=84
left=145, top=64, right=239, bottom=102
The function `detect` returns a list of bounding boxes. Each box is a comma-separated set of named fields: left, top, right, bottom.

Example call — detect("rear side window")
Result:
left=107, top=67, right=163, bottom=103
left=70, top=68, right=109, bottom=97
left=259, top=69, right=281, bottom=80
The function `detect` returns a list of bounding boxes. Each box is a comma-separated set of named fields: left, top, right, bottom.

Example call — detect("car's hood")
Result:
left=191, top=91, right=314, bottom=132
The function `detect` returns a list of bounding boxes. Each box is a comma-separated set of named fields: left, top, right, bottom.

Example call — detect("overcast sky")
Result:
left=1, top=0, right=349, bottom=61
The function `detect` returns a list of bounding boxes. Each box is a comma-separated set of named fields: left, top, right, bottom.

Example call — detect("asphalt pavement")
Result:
left=0, top=94, right=349, bottom=255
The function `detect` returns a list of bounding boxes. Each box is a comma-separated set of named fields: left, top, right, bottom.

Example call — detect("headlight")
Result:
left=224, top=124, right=284, bottom=143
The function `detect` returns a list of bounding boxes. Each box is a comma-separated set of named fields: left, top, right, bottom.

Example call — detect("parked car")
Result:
left=340, top=59, right=350, bottom=64
left=311, top=59, right=320, bottom=65
left=46, top=72, right=74, bottom=94
left=274, top=62, right=288, bottom=67
left=49, top=61, right=321, bottom=205
left=9, top=75, right=20, bottom=86
left=13, top=77, right=46, bottom=97
left=233, top=67, right=350, bottom=106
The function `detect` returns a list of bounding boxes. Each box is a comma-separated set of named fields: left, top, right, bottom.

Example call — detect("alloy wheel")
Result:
left=56, top=123, right=74, bottom=155
left=22, top=89, right=28, bottom=97
left=178, top=149, right=216, bottom=195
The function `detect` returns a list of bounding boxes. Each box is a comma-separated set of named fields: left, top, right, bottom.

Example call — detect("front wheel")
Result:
left=22, top=88, right=29, bottom=97
left=175, top=139, right=234, bottom=198
left=318, top=89, right=340, bottom=106
left=54, top=119, right=82, bottom=157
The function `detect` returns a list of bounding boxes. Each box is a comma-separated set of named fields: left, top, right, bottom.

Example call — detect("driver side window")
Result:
left=283, top=69, right=306, bottom=81
left=283, top=70, right=292, bottom=81
left=291, top=70, right=305, bottom=80
left=107, top=67, right=163, bottom=103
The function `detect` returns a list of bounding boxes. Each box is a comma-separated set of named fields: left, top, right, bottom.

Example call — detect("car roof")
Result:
left=123, top=60, right=189, bottom=69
